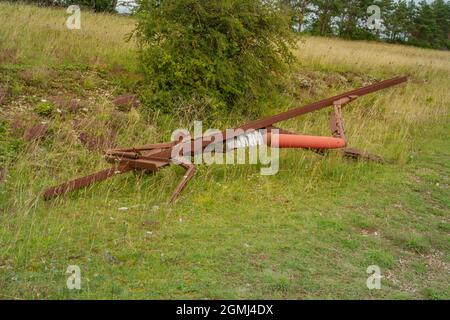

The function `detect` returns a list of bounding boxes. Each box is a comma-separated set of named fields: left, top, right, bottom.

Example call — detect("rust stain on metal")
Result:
left=43, top=76, right=407, bottom=203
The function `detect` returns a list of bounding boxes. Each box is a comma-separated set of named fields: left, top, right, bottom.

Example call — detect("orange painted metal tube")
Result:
left=266, top=133, right=347, bottom=149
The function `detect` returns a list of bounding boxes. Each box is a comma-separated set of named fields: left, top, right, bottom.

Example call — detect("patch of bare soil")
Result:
left=113, top=94, right=140, bottom=112
left=73, top=117, right=119, bottom=152
left=23, top=123, right=48, bottom=142
left=48, top=95, right=87, bottom=113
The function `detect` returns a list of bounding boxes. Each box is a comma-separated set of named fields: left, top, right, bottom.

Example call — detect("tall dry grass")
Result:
left=0, top=2, right=137, bottom=66
left=291, top=36, right=450, bottom=163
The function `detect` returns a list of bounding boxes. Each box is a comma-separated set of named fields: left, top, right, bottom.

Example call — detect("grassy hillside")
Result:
left=0, top=2, right=449, bottom=299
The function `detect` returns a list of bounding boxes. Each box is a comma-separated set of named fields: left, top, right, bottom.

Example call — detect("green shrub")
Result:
left=136, top=0, right=297, bottom=120
left=34, top=101, right=55, bottom=117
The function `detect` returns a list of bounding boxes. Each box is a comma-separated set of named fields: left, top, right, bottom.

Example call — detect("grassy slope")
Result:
left=0, top=3, right=449, bottom=299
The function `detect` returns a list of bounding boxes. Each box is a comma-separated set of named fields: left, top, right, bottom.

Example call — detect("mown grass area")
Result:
left=0, top=2, right=449, bottom=299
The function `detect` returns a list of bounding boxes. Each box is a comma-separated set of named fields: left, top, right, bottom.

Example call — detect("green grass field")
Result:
left=0, top=2, right=449, bottom=299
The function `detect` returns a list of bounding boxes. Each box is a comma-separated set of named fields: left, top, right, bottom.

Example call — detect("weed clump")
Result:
left=0, top=120, right=23, bottom=165
left=33, top=101, right=55, bottom=117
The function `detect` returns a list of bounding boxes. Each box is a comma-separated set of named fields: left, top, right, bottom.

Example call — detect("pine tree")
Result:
left=384, top=0, right=414, bottom=43
left=281, top=0, right=312, bottom=32
left=309, top=0, right=341, bottom=36
left=431, top=0, right=450, bottom=49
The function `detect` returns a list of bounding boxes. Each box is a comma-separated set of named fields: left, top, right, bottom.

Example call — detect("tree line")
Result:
left=285, top=0, right=450, bottom=50
left=21, top=0, right=118, bottom=12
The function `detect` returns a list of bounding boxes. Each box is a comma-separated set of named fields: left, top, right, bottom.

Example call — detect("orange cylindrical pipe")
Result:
left=265, top=133, right=347, bottom=149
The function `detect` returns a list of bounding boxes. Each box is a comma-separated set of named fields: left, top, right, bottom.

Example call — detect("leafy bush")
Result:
left=135, top=0, right=297, bottom=119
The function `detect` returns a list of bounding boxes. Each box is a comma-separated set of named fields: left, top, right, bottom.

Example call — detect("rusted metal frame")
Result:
left=106, top=155, right=170, bottom=169
left=112, top=141, right=177, bottom=153
left=274, top=93, right=384, bottom=163
left=169, top=161, right=196, bottom=204
left=105, top=151, right=140, bottom=159
left=237, top=77, right=407, bottom=132
left=43, top=163, right=132, bottom=200
left=152, top=76, right=408, bottom=159
left=330, top=98, right=349, bottom=143
left=117, top=159, right=167, bottom=171
left=106, top=154, right=171, bottom=163
left=328, top=95, right=384, bottom=163
left=43, top=76, right=406, bottom=202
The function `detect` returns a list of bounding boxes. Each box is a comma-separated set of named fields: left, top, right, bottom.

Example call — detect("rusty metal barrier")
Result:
left=43, top=76, right=408, bottom=203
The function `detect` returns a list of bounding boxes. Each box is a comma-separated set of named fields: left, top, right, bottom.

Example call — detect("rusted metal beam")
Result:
left=169, top=162, right=197, bottom=204
left=43, top=163, right=132, bottom=200
left=43, top=76, right=407, bottom=203
left=330, top=99, right=347, bottom=142
left=157, top=76, right=408, bottom=158
left=238, top=76, right=407, bottom=132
